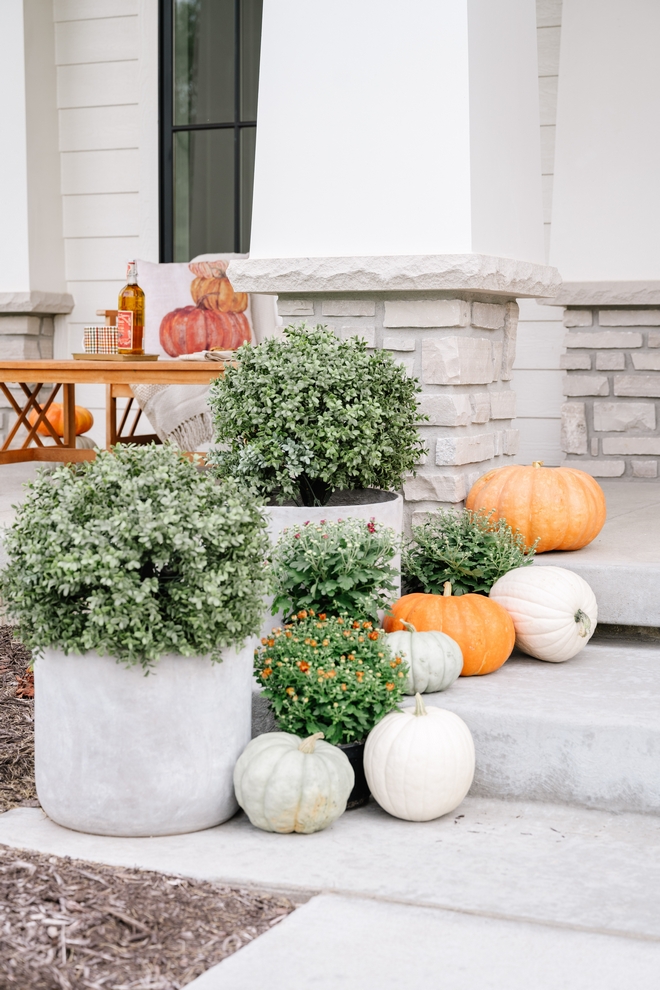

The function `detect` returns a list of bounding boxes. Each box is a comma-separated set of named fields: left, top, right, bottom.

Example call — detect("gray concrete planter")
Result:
left=262, top=489, right=404, bottom=635
left=34, top=642, right=255, bottom=837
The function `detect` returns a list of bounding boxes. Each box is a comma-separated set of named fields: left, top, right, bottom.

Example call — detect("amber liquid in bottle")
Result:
left=117, top=261, right=145, bottom=355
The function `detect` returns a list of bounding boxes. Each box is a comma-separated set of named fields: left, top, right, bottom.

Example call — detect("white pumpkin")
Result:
left=386, top=622, right=463, bottom=695
left=233, top=731, right=354, bottom=834
left=489, top=565, right=597, bottom=662
left=364, top=695, right=475, bottom=822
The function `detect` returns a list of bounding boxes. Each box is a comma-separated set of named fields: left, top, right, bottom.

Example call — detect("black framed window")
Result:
left=159, top=0, right=262, bottom=262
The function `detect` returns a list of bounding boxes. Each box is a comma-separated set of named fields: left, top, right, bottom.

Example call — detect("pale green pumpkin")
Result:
left=386, top=621, right=463, bottom=694
left=233, top=731, right=354, bottom=834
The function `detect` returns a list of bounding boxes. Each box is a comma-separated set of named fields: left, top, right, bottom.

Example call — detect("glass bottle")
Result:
left=117, top=261, right=145, bottom=355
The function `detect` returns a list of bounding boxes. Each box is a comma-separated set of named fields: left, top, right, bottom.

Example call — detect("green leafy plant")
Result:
left=270, top=517, right=399, bottom=622
left=255, top=612, right=408, bottom=744
left=402, top=509, right=537, bottom=597
left=208, top=324, right=426, bottom=506
left=0, top=444, right=269, bottom=668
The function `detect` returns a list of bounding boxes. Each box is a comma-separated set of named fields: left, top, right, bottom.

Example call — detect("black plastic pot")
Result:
left=338, top=740, right=370, bottom=809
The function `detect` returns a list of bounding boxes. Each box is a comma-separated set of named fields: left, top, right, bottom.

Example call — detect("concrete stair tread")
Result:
left=187, top=893, right=660, bottom=990
left=535, top=480, right=660, bottom=625
left=414, top=639, right=660, bottom=813
left=422, top=641, right=659, bottom=727
left=254, top=638, right=660, bottom=813
left=2, top=795, right=659, bottom=941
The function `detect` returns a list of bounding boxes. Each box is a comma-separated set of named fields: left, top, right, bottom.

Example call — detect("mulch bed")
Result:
left=0, top=629, right=297, bottom=986
left=0, top=845, right=295, bottom=989
left=0, top=626, right=37, bottom=812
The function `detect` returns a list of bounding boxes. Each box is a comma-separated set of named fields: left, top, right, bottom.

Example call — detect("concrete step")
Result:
left=187, top=893, right=660, bottom=990
left=188, top=894, right=660, bottom=990
left=535, top=480, right=660, bottom=626
left=2, top=794, right=659, bottom=940
left=253, top=636, right=660, bottom=815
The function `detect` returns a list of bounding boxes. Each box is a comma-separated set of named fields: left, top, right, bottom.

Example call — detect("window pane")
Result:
left=239, top=126, right=256, bottom=252
left=173, top=0, right=235, bottom=126
left=173, top=129, right=235, bottom=260
left=240, top=0, right=262, bottom=121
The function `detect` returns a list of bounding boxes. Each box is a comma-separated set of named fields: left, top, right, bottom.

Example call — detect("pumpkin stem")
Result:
left=298, top=732, right=325, bottom=753
left=400, top=620, right=417, bottom=633
left=414, top=693, right=427, bottom=717
left=574, top=609, right=592, bottom=638
left=443, top=581, right=452, bottom=597
left=532, top=460, right=544, bottom=468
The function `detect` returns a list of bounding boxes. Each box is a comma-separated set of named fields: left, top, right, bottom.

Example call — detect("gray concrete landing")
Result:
left=536, top=480, right=660, bottom=625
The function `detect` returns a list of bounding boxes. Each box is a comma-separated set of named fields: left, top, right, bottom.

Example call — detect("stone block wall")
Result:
left=0, top=314, right=55, bottom=445
left=276, top=293, right=520, bottom=528
left=560, top=307, right=660, bottom=479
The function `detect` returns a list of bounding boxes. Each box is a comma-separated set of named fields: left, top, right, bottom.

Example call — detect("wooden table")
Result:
left=0, top=360, right=225, bottom=464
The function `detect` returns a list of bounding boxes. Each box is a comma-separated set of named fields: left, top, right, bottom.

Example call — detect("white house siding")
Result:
left=511, top=0, right=564, bottom=465
left=53, top=0, right=158, bottom=446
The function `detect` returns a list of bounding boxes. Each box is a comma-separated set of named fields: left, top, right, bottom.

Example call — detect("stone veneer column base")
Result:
left=227, top=255, right=561, bottom=530
left=550, top=282, right=660, bottom=481
left=0, top=291, right=74, bottom=443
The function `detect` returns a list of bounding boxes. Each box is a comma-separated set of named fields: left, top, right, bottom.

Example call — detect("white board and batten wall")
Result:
left=512, top=0, right=564, bottom=467
left=52, top=0, right=158, bottom=446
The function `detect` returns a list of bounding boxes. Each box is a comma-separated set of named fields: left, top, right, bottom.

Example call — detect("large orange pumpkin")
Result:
left=28, top=403, right=94, bottom=437
left=466, top=461, right=606, bottom=553
left=160, top=306, right=251, bottom=357
left=190, top=276, right=248, bottom=314
left=383, top=584, right=515, bottom=676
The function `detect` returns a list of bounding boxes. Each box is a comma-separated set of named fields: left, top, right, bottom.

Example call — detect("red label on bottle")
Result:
left=117, top=311, right=133, bottom=348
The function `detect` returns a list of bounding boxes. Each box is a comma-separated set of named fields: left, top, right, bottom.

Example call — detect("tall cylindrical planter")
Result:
left=34, top=642, right=255, bottom=837
left=262, top=489, right=404, bottom=636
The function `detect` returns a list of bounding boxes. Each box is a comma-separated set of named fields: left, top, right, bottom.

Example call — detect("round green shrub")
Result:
left=0, top=444, right=269, bottom=668
left=208, top=324, right=427, bottom=506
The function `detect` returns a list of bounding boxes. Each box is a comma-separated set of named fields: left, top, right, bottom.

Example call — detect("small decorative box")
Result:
left=84, top=325, right=119, bottom=355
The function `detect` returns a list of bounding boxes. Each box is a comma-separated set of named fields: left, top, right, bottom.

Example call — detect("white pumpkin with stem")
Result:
left=364, top=694, right=475, bottom=822
left=233, top=731, right=354, bottom=834
left=386, top=621, right=463, bottom=695
left=489, top=565, right=597, bottom=662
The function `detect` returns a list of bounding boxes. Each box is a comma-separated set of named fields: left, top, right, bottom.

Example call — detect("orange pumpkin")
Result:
left=383, top=583, right=515, bottom=676
left=466, top=461, right=606, bottom=553
left=190, top=276, right=248, bottom=314
left=159, top=306, right=251, bottom=357
left=28, top=403, right=94, bottom=437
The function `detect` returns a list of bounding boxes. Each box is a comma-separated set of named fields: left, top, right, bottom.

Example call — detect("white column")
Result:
left=230, top=1, right=558, bottom=523
left=250, top=0, right=546, bottom=263
left=0, top=0, right=71, bottom=368
left=550, top=0, right=660, bottom=482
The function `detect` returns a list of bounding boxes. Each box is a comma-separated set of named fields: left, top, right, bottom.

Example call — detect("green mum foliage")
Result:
left=255, top=612, right=407, bottom=745
left=0, top=444, right=269, bottom=668
left=270, top=517, right=399, bottom=622
left=402, top=509, right=537, bottom=597
left=207, top=324, right=427, bottom=506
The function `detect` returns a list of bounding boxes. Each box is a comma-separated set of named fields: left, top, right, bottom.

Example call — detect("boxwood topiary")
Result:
left=208, top=324, right=427, bottom=506
left=0, top=444, right=269, bottom=668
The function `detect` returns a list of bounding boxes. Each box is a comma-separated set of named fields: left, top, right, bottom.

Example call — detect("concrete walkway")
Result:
left=1, top=796, right=659, bottom=987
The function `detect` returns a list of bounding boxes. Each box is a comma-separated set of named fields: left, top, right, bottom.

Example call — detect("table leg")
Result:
left=62, top=383, right=76, bottom=448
